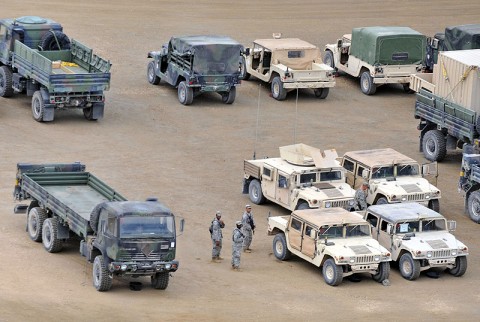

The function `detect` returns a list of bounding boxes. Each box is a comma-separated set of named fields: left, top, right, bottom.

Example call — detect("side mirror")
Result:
left=422, top=162, right=438, bottom=176
left=387, top=223, right=394, bottom=235
left=244, top=48, right=250, bottom=56
left=447, top=220, right=456, bottom=232
left=362, top=169, right=370, bottom=179
left=337, top=39, right=343, bottom=48
left=177, top=218, right=185, bottom=235
left=431, top=38, right=439, bottom=49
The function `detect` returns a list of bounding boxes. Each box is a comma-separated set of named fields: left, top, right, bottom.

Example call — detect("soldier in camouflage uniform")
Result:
left=231, top=221, right=245, bottom=270
left=355, top=182, right=369, bottom=210
left=211, top=211, right=225, bottom=261
left=242, top=205, right=255, bottom=252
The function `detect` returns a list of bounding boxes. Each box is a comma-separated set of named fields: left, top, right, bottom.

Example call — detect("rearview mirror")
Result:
left=177, top=218, right=185, bottom=235
left=447, top=220, right=456, bottom=232
left=422, top=162, right=438, bottom=176
left=387, top=223, right=394, bottom=235
left=362, top=169, right=370, bottom=179
left=337, top=39, right=343, bottom=48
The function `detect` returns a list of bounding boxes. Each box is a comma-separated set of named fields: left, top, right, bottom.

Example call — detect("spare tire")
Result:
left=89, top=202, right=107, bottom=233
left=39, top=31, right=71, bottom=51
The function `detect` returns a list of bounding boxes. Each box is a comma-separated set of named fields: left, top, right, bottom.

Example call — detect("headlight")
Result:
left=451, top=251, right=457, bottom=256
left=374, top=256, right=380, bottom=261
left=165, top=263, right=172, bottom=270
left=427, top=251, right=432, bottom=258
left=349, top=258, right=355, bottom=263
left=325, top=202, right=331, bottom=208
left=425, top=195, right=430, bottom=199
left=121, top=264, right=128, bottom=271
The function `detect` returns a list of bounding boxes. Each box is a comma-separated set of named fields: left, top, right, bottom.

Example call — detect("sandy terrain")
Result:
left=1, top=0, right=480, bottom=321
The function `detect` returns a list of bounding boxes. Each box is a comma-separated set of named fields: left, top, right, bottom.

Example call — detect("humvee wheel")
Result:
left=323, top=50, right=335, bottom=69
left=360, top=71, right=376, bottom=95
left=221, top=87, right=236, bottom=104
left=428, top=199, right=440, bottom=213
left=32, top=91, right=46, bottom=122
left=399, top=253, right=421, bottom=280
left=271, top=76, right=287, bottom=100
left=151, top=272, right=170, bottom=289
left=374, top=197, right=388, bottom=205
left=147, top=61, right=160, bottom=85
left=93, top=255, right=112, bottom=292
left=248, top=179, right=265, bottom=204
left=296, top=202, right=311, bottom=210
left=403, top=83, right=414, bottom=93
left=314, top=88, right=329, bottom=99
left=0, top=65, right=14, bottom=97
left=372, top=262, right=390, bottom=283
left=273, top=233, right=291, bottom=261
left=178, top=81, right=193, bottom=105
left=467, top=191, right=480, bottom=223
left=422, top=130, right=447, bottom=162
left=42, top=217, right=63, bottom=253
left=27, top=207, right=47, bottom=242
left=322, top=258, right=343, bottom=286
left=447, top=256, right=467, bottom=277
left=239, top=56, right=250, bottom=80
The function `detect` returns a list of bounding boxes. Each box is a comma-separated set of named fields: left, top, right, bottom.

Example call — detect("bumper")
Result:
left=191, top=84, right=236, bottom=92
left=372, top=76, right=411, bottom=84
left=423, top=257, right=456, bottom=269
left=282, top=81, right=335, bottom=89
left=109, top=260, right=179, bottom=276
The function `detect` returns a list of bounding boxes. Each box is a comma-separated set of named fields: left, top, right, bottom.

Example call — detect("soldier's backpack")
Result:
left=209, top=221, right=213, bottom=235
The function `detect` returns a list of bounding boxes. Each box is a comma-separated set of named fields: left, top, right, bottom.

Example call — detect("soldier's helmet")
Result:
left=236, top=221, right=243, bottom=227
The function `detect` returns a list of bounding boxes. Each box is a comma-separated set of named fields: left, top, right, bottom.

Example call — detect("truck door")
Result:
left=301, top=224, right=316, bottom=258
left=261, top=165, right=276, bottom=199
left=378, top=219, right=394, bottom=252
left=103, top=215, right=118, bottom=260
left=275, top=171, right=289, bottom=207
left=365, top=212, right=380, bottom=239
left=288, top=217, right=303, bottom=251
left=343, top=158, right=356, bottom=187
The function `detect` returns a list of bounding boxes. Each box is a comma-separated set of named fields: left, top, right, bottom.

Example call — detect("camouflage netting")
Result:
left=444, top=24, right=480, bottom=51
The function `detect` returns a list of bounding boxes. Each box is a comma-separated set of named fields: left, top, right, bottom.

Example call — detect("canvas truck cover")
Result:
left=350, top=27, right=426, bottom=65
left=169, top=35, right=243, bottom=74
left=444, top=24, right=480, bottom=51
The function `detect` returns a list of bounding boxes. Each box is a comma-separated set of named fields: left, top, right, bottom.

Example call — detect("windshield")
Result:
left=345, top=224, right=371, bottom=237
left=320, top=170, right=342, bottom=181
left=193, top=45, right=240, bottom=74
left=300, top=172, right=317, bottom=184
left=421, top=219, right=446, bottom=231
left=318, top=225, right=343, bottom=239
left=120, top=216, right=174, bottom=238
left=395, top=220, right=420, bottom=233
left=371, top=166, right=394, bottom=179
left=397, top=163, right=419, bottom=176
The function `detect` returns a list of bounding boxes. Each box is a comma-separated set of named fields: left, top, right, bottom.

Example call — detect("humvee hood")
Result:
left=400, top=231, right=467, bottom=251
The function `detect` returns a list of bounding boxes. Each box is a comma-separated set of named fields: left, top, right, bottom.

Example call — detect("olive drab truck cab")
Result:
left=0, top=16, right=111, bottom=122
left=240, top=35, right=335, bottom=100
left=341, top=148, right=441, bottom=211
left=426, top=24, right=480, bottom=72
left=147, top=35, right=243, bottom=105
left=324, top=26, right=426, bottom=95
left=13, top=163, right=183, bottom=292
left=364, top=203, right=468, bottom=280
left=268, top=208, right=392, bottom=286
left=458, top=143, right=480, bottom=223
left=243, top=143, right=355, bottom=211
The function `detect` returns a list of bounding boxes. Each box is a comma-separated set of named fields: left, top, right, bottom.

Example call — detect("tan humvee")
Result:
left=240, top=35, right=335, bottom=100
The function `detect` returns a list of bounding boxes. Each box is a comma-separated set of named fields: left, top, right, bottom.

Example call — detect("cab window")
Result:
left=300, top=172, right=316, bottom=184
left=365, top=213, right=378, bottom=228
left=343, top=159, right=354, bottom=172
left=290, top=218, right=302, bottom=231
left=380, top=219, right=391, bottom=232
left=106, top=217, right=117, bottom=236
left=278, top=174, right=288, bottom=188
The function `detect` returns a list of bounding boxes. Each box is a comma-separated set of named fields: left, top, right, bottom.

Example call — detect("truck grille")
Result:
left=406, top=193, right=426, bottom=201
left=432, top=249, right=452, bottom=258
left=117, top=252, right=164, bottom=262
left=354, top=255, right=376, bottom=264
left=329, top=199, right=354, bottom=208
left=426, top=240, right=451, bottom=258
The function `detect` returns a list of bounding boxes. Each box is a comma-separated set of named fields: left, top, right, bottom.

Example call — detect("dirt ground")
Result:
left=1, top=0, right=480, bottom=321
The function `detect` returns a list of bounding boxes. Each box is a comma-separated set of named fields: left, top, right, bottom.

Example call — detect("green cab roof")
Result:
left=169, top=35, right=243, bottom=54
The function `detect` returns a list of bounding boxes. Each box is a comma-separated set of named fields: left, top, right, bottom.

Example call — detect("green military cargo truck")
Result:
left=0, top=16, right=111, bottom=122
left=14, top=163, right=183, bottom=292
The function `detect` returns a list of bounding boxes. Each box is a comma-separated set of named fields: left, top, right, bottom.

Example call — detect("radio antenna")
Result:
left=294, top=88, right=299, bottom=144
left=253, top=83, right=261, bottom=160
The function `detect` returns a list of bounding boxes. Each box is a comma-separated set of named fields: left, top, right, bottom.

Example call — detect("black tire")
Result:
left=89, top=202, right=106, bottom=233
left=323, top=50, right=335, bottom=69
left=374, top=197, right=388, bottom=205
left=314, top=88, right=329, bottom=99
left=272, top=233, right=291, bottom=261
left=147, top=61, right=160, bottom=85
left=239, top=56, right=250, bottom=81
left=322, top=258, right=343, bottom=286
left=448, top=256, right=467, bottom=277
left=178, top=81, right=193, bottom=105
left=151, top=272, right=170, bottom=290
left=31, top=91, right=46, bottom=122
left=39, top=30, right=71, bottom=51
left=403, top=83, right=414, bottom=93
left=93, top=255, right=112, bottom=292
left=27, top=207, right=47, bottom=242
left=221, top=87, right=236, bottom=104
left=422, top=130, right=447, bottom=162
left=248, top=179, right=265, bottom=205
left=42, top=217, right=63, bottom=253
left=467, top=191, right=480, bottom=223
left=360, top=71, right=376, bottom=95
left=296, top=202, right=311, bottom=210
left=372, top=262, right=390, bottom=283
left=399, top=253, right=421, bottom=281
left=428, top=199, right=440, bottom=213
left=0, top=65, right=14, bottom=97
left=271, top=76, right=287, bottom=100
left=83, top=107, right=98, bottom=121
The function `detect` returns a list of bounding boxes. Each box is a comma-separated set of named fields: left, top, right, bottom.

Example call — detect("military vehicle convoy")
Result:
left=365, top=203, right=468, bottom=280
left=324, top=26, right=426, bottom=95
left=243, top=144, right=355, bottom=211
left=0, top=16, right=111, bottom=121
left=14, top=163, right=183, bottom=292
left=239, top=36, right=335, bottom=100
left=147, top=35, right=243, bottom=105
left=341, top=148, right=441, bottom=211
left=268, top=208, right=392, bottom=286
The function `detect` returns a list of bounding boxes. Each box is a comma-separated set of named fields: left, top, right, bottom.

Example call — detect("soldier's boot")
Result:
left=217, top=256, right=224, bottom=260
left=212, top=257, right=220, bottom=262
left=244, top=249, right=252, bottom=253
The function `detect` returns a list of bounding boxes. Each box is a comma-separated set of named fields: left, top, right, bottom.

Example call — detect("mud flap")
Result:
left=92, top=103, right=104, bottom=119
left=43, top=105, right=55, bottom=121
left=242, top=178, right=249, bottom=194
left=57, top=223, right=70, bottom=239
left=14, top=204, right=28, bottom=213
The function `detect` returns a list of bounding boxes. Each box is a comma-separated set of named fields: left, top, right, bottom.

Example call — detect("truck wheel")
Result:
left=239, top=56, right=250, bottom=80
left=314, top=88, right=329, bottom=99
left=93, top=255, right=112, bottom=292
left=221, top=87, right=236, bottom=104
left=399, top=253, right=421, bottom=280
left=178, top=81, right=193, bottom=105
left=322, top=258, right=343, bottom=286
left=82, top=107, right=98, bottom=121
left=89, top=202, right=107, bottom=233
left=39, top=31, right=71, bottom=51
left=323, top=50, right=335, bottom=69
left=447, top=256, right=467, bottom=277
left=374, top=197, right=388, bottom=205
left=28, top=207, right=47, bottom=242
left=151, top=272, right=170, bottom=290
left=428, top=199, right=440, bottom=213
left=372, top=262, right=390, bottom=283
left=273, top=233, right=291, bottom=261
left=403, top=83, right=414, bottom=93
left=248, top=179, right=265, bottom=204
left=467, top=191, right=480, bottom=223
left=147, top=61, right=160, bottom=85
left=360, top=71, right=376, bottom=95
left=422, top=130, right=447, bottom=162
left=42, top=217, right=63, bottom=253
left=296, top=202, right=311, bottom=210
left=271, top=76, right=287, bottom=100
left=32, top=91, right=46, bottom=122
left=0, top=65, right=14, bottom=97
